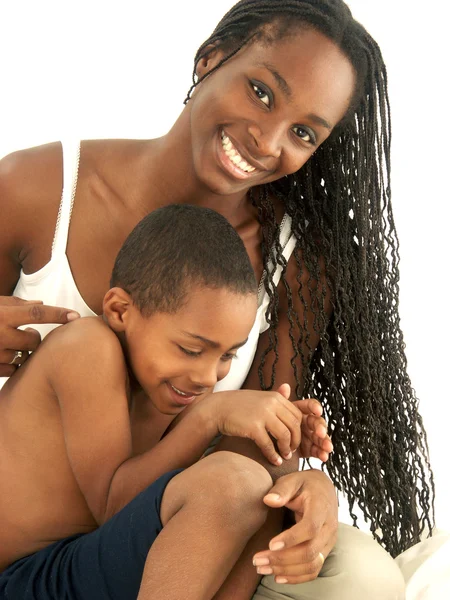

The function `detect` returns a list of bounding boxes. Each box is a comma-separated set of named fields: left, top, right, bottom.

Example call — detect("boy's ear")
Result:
left=195, top=43, right=226, bottom=80
left=103, top=287, right=133, bottom=332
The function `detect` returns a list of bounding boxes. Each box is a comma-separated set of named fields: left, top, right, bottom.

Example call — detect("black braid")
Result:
left=186, top=0, right=434, bottom=557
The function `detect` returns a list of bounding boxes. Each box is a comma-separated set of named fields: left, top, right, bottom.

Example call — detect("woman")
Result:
left=0, top=0, right=432, bottom=598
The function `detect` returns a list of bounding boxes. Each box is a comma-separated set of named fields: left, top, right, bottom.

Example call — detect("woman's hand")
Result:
left=252, top=469, right=338, bottom=585
left=0, top=296, right=80, bottom=376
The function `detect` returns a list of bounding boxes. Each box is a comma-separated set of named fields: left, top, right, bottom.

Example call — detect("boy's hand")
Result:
left=295, top=399, right=333, bottom=462
left=207, top=384, right=303, bottom=466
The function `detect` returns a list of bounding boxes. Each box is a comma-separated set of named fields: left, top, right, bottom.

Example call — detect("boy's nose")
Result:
left=191, top=363, right=219, bottom=390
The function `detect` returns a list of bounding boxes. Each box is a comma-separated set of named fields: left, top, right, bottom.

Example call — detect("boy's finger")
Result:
left=304, top=414, right=328, bottom=438
left=308, top=431, right=333, bottom=452
left=304, top=442, right=330, bottom=462
left=281, top=398, right=304, bottom=423
left=253, top=430, right=283, bottom=466
left=276, top=383, right=291, bottom=401
left=292, top=398, right=323, bottom=416
left=269, top=419, right=294, bottom=460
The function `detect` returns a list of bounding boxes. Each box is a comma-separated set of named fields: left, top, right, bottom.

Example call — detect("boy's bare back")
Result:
left=0, top=317, right=161, bottom=571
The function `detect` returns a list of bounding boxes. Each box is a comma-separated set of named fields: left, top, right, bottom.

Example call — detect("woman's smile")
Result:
left=188, top=28, right=355, bottom=196
left=220, top=130, right=257, bottom=176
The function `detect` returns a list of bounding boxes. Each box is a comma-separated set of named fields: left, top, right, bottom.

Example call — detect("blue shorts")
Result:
left=0, top=470, right=181, bottom=600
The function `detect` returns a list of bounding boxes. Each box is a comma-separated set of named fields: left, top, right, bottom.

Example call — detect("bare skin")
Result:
left=0, top=286, right=304, bottom=600
left=0, top=27, right=354, bottom=585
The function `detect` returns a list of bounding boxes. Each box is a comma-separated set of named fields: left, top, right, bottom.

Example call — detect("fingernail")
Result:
left=269, top=541, right=285, bottom=551
left=275, top=456, right=282, bottom=465
left=257, top=567, right=273, bottom=575
left=264, top=493, right=281, bottom=502
left=284, top=451, right=292, bottom=460
left=67, top=312, right=80, bottom=321
left=253, top=557, right=270, bottom=566
left=275, top=577, right=288, bottom=584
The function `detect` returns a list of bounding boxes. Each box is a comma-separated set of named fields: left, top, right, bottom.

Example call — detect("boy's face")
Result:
left=120, top=286, right=257, bottom=415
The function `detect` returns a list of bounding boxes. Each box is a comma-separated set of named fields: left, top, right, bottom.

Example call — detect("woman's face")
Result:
left=188, top=26, right=356, bottom=196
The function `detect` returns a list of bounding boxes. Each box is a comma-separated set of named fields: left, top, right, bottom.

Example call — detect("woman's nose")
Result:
left=248, top=122, right=283, bottom=159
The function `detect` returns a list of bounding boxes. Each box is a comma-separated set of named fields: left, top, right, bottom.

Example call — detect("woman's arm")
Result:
left=0, top=145, right=80, bottom=376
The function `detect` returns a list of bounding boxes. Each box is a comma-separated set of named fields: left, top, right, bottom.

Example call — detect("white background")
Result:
left=1, top=1, right=448, bottom=532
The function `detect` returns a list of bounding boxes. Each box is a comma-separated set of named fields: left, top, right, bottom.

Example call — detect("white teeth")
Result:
left=171, top=384, right=190, bottom=397
left=221, top=131, right=256, bottom=173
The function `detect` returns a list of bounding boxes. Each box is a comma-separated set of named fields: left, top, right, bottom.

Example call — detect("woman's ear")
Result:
left=195, top=43, right=226, bottom=79
left=103, top=287, right=133, bottom=332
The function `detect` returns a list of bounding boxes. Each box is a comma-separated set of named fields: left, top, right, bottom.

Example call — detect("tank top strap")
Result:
left=257, top=214, right=297, bottom=304
left=257, top=214, right=298, bottom=334
left=51, top=140, right=81, bottom=258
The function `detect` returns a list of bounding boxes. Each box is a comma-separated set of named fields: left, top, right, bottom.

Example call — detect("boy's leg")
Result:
left=0, top=452, right=272, bottom=600
left=253, top=523, right=405, bottom=600
left=138, top=451, right=273, bottom=600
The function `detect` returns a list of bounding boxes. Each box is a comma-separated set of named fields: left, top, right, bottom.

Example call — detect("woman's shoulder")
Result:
left=0, top=141, right=63, bottom=203
left=0, top=142, right=65, bottom=268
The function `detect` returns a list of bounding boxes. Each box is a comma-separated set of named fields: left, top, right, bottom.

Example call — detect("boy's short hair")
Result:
left=111, top=204, right=257, bottom=314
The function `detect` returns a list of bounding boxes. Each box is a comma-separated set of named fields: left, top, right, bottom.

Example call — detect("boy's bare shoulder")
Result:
left=41, top=317, right=127, bottom=383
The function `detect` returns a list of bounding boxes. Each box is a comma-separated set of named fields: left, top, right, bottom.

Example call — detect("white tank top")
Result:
left=1, top=141, right=297, bottom=391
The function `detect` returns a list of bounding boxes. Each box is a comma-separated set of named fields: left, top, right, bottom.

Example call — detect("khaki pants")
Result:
left=253, top=523, right=405, bottom=600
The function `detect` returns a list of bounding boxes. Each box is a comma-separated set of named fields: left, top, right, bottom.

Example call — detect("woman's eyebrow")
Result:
left=257, top=61, right=332, bottom=130
left=258, top=61, right=293, bottom=99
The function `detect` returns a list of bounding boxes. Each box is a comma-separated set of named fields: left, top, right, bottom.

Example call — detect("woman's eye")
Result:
left=179, top=346, right=201, bottom=357
left=252, top=83, right=270, bottom=107
left=293, top=126, right=316, bottom=145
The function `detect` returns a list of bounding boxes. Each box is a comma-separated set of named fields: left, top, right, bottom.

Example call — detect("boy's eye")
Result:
left=179, top=346, right=201, bottom=357
left=252, top=83, right=271, bottom=107
left=292, top=125, right=316, bottom=145
left=221, top=353, right=238, bottom=362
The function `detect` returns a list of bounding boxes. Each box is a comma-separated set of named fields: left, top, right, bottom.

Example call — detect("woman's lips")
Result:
left=217, top=130, right=262, bottom=180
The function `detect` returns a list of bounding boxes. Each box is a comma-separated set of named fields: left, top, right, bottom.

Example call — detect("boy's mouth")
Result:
left=167, top=382, right=204, bottom=405
left=170, top=383, right=195, bottom=398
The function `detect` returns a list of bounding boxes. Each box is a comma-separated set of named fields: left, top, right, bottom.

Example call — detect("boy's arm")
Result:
left=48, top=320, right=218, bottom=526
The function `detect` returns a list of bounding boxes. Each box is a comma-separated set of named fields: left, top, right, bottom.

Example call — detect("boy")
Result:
left=0, top=205, right=304, bottom=599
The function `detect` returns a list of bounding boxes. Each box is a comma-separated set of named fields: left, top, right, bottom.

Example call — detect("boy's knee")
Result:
left=201, top=452, right=272, bottom=498
left=184, top=452, right=272, bottom=528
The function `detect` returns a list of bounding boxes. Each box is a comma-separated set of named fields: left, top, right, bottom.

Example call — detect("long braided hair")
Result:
left=185, top=0, right=434, bottom=557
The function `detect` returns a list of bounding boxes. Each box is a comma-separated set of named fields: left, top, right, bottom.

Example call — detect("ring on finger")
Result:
left=9, top=350, right=23, bottom=366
